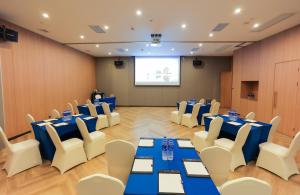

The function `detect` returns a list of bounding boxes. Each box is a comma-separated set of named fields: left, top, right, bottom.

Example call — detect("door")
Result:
left=220, top=71, right=232, bottom=108
left=273, top=61, right=300, bottom=136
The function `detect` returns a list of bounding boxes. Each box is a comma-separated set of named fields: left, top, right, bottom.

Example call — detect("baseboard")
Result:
left=8, top=130, right=31, bottom=141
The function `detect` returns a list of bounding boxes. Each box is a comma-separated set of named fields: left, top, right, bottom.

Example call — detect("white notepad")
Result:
left=43, top=119, right=57, bottom=122
left=82, top=105, right=88, bottom=107
left=177, top=139, right=194, bottom=148
left=227, top=121, right=242, bottom=126
left=37, top=122, right=52, bottom=127
left=222, top=114, right=229, bottom=117
left=207, top=116, right=216, bottom=120
left=53, top=122, right=68, bottom=127
left=249, top=123, right=263, bottom=127
left=138, top=139, right=154, bottom=147
left=73, top=114, right=83, bottom=117
left=83, top=116, right=95, bottom=120
left=159, top=172, right=184, bottom=194
left=131, top=158, right=153, bottom=173
left=245, top=119, right=256, bottom=123
left=183, top=161, right=209, bottom=176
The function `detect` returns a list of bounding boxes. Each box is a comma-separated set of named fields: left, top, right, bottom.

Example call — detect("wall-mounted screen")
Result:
left=134, top=57, right=181, bottom=86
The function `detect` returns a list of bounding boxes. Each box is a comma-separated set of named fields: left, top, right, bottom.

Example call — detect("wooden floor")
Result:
left=0, top=107, right=299, bottom=195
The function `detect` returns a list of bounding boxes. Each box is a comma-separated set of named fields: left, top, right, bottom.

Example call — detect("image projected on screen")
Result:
left=135, top=57, right=180, bottom=86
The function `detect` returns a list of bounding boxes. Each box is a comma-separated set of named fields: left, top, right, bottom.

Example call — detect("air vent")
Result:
left=235, top=42, right=253, bottom=48
left=117, top=48, right=125, bottom=53
left=191, top=47, right=199, bottom=52
left=212, top=23, right=229, bottom=32
left=215, top=44, right=233, bottom=52
left=251, top=13, right=294, bottom=32
left=89, top=25, right=106, bottom=33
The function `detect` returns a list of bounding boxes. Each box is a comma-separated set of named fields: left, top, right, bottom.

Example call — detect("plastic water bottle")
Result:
left=167, top=139, right=174, bottom=161
left=162, top=137, right=168, bottom=161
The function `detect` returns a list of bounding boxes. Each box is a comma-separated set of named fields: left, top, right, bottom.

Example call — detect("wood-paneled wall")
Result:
left=0, top=20, right=96, bottom=138
left=232, top=24, right=300, bottom=136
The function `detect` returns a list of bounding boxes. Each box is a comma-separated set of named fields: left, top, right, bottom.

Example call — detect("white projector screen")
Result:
left=134, top=57, right=181, bottom=86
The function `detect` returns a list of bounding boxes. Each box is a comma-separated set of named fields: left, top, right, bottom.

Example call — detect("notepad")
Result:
left=158, top=172, right=185, bottom=194
left=249, top=123, right=263, bottom=127
left=37, top=122, right=52, bottom=127
left=245, top=119, right=256, bottom=123
left=131, top=158, right=153, bottom=173
left=177, top=139, right=194, bottom=148
left=138, top=139, right=154, bottom=147
left=207, top=116, right=216, bottom=120
left=83, top=116, right=95, bottom=120
left=53, top=122, right=68, bottom=127
left=227, top=121, right=242, bottom=126
left=81, top=105, right=88, bottom=107
left=73, top=114, right=83, bottom=117
left=183, top=160, right=209, bottom=177
left=222, top=114, right=229, bottom=117
left=43, top=119, right=57, bottom=122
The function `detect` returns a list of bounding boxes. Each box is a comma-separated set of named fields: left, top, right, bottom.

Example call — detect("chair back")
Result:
left=191, top=103, right=201, bottom=119
left=200, top=146, right=231, bottom=186
left=26, top=114, right=35, bottom=124
left=199, top=98, right=205, bottom=104
left=268, top=116, right=280, bottom=142
left=211, top=99, right=217, bottom=105
left=77, top=174, right=125, bottom=195
left=76, top=118, right=92, bottom=142
left=219, top=177, right=272, bottom=195
left=178, top=101, right=187, bottom=115
left=0, top=127, right=13, bottom=151
left=46, top=125, right=64, bottom=152
left=73, top=100, right=79, bottom=114
left=102, top=103, right=111, bottom=117
left=51, top=109, right=61, bottom=119
left=232, top=124, right=251, bottom=151
left=210, top=102, right=220, bottom=115
left=87, top=103, right=98, bottom=117
left=74, top=100, right=79, bottom=106
left=245, top=112, right=255, bottom=120
left=206, top=117, right=223, bottom=141
left=286, top=131, right=300, bottom=157
left=67, top=102, right=75, bottom=115
left=86, top=99, right=92, bottom=104
left=105, top=140, right=135, bottom=184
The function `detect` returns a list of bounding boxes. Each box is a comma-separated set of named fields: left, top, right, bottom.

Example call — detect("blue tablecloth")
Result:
left=176, top=102, right=211, bottom=124
left=77, top=103, right=113, bottom=116
left=125, top=139, right=219, bottom=195
left=204, top=115, right=272, bottom=163
left=92, top=96, right=116, bottom=109
left=31, top=115, right=97, bottom=161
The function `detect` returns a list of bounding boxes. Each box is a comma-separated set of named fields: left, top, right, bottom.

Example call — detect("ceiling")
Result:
left=0, top=0, right=300, bottom=57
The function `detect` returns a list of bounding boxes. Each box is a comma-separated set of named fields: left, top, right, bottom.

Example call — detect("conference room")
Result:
left=0, top=0, right=300, bottom=195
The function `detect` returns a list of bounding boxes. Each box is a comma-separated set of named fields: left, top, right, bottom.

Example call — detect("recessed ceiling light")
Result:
left=136, top=10, right=142, bottom=16
left=96, top=44, right=100, bottom=48
left=42, top=12, right=49, bottom=18
left=80, top=35, right=85, bottom=39
left=108, top=52, right=112, bottom=55
left=104, top=25, right=109, bottom=30
left=253, top=23, right=260, bottom=28
left=125, top=48, right=129, bottom=51
left=198, top=43, right=203, bottom=47
left=171, top=48, right=175, bottom=51
left=209, top=33, right=214, bottom=37
left=181, top=24, right=187, bottom=29
left=234, top=8, right=242, bottom=15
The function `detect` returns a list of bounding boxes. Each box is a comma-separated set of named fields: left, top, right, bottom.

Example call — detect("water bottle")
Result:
left=167, top=139, right=174, bottom=161
left=162, top=137, right=168, bottom=161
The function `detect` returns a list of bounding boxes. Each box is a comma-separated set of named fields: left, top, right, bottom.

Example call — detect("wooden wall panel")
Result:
left=0, top=20, right=96, bottom=138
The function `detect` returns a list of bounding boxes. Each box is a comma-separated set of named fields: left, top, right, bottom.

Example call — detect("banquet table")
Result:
left=125, top=138, right=219, bottom=195
left=31, top=115, right=97, bottom=161
left=176, top=102, right=211, bottom=124
left=77, top=103, right=113, bottom=116
left=92, top=96, right=116, bottom=109
left=204, top=115, right=272, bottom=163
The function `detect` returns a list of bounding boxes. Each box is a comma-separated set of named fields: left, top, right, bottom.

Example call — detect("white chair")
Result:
left=201, top=102, right=220, bottom=125
left=102, top=103, right=120, bottom=127
left=76, top=118, right=106, bottom=160
left=193, top=117, right=223, bottom=152
left=245, top=112, right=255, bottom=120
left=110, top=94, right=115, bottom=97
left=0, top=127, right=42, bottom=177
left=87, top=103, right=109, bottom=130
left=199, top=98, right=205, bottom=104
left=256, top=131, right=300, bottom=180
left=73, top=100, right=80, bottom=115
left=67, top=102, right=75, bottom=115
left=86, top=99, right=92, bottom=104
left=50, top=109, right=61, bottom=119
left=211, top=99, right=217, bottom=105
left=105, top=140, right=135, bottom=184
left=181, top=103, right=201, bottom=128
left=200, top=146, right=231, bottom=187
left=26, top=113, right=35, bottom=124
left=219, top=177, right=272, bottom=195
left=77, top=174, right=125, bottom=195
left=214, top=124, right=251, bottom=171
left=46, top=125, right=87, bottom=174
left=267, top=116, right=280, bottom=142
left=170, top=101, right=187, bottom=124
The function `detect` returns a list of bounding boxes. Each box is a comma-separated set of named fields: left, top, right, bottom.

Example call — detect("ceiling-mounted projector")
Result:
left=150, top=33, right=162, bottom=47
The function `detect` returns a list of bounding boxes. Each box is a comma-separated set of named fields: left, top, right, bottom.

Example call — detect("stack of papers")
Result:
left=73, top=114, right=83, bottom=117
left=83, top=116, right=95, bottom=120
left=131, top=158, right=153, bottom=173
left=183, top=160, right=209, bottom=177
left=43, top=119, right=57, bottom=122
left=249, top=123, right=263, bottom=127
left=138, top=139, right=154, bottom=147
left=53, top=122, right=68, bottom=127
left=227, top=121, right=242, bottom=126
left=177, top=139, right=194, bottom=148
left=245, top=119, right=256, bottom=123
left=37, top=122, right=52, bottom=127
left=158, top=172, right=185, bottom=194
